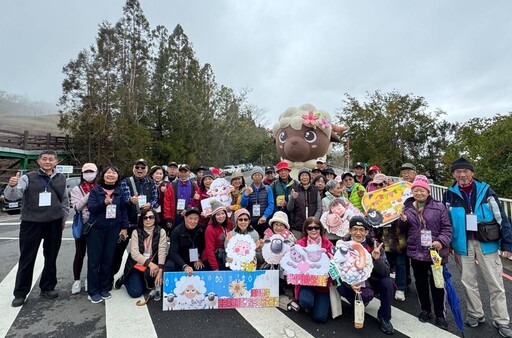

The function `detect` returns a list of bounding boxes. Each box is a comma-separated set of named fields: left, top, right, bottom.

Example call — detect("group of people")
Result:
left=4, top=150, right=512, bottom=337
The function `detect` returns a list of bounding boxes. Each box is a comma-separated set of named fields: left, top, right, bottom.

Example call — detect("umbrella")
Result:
left=443, top=265, right=464, bottom=335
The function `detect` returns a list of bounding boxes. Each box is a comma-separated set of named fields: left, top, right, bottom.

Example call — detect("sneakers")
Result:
left=435, top=317, right=449, bottom=330
left=71, top=280, right=81, bottom=295
left=40, top=290, right=59, bottom=299
left=493, top=321, right=512, bottom=338
left=154, top=290, right=162, bottom=302
left=394, top=290, right=405, bottom=302
left=11, top=297, right=26, bottom=307
left=88, top=294, right=103, bottom=304
left=465, top=315, right=485, bottom=327
left=418, top=311, right=433, bottom=323
left=379, top=318, right=395, bottom=335
left=100, top=291, right=112, bottom=300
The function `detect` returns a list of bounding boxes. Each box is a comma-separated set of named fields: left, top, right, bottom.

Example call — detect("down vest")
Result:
left=398, top=196, right=452, bottom=262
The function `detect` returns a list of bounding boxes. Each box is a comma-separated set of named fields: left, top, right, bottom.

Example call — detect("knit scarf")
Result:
left=80, top=181, right=96, bottom=194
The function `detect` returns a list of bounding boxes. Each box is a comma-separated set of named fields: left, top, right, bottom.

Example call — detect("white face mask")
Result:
left=83, top=172, right=97, bottom=183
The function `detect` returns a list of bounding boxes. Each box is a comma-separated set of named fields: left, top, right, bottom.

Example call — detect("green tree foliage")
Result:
left=446, top=113, right=512, bottom=197
left=337, top=90, right=456, bottom=183
left=59, top=0, right=275, bottom=173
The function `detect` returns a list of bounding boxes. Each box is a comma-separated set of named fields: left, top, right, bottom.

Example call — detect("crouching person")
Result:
left=337, top=216, right=395, bottom=335
left=164, top=207, right=211, bottom=274
left=122, top=209, right=167, bottom=301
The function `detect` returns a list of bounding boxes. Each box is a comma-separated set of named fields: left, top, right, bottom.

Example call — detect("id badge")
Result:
left=189, top=248, right=199, bottom=262
left=106, top=204, right=117, bottom=219
left=466, top=214, right=478, bottom=231
left=138, top=195, right=147, bottom=207
left=177, top=199, right=186, bottom=210
left=143, top=252, right=151, bottom=259
left=253, top=204, right=261, bottom=217
left=420, top=229, right=432, bottom=247
left=39, top=191, right=52, bottom=207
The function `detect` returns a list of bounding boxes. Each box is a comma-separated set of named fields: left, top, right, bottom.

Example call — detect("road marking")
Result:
left=0, top=237, right=76, bottom=241
left=105, top=248, right=157, bottom=338
left=365, top=298, right=459, bottom=337
left=237, top=307, right=314, bottom=338
left=0, top=221, right=72, bottom=226
left=0, top=245, right=44, bottom=337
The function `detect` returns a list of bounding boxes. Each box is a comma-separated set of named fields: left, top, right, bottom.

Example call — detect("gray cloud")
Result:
left=1, top=0, right=511, bottom=126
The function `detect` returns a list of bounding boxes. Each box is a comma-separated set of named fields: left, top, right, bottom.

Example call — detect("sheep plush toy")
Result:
left=273, top=103, right=347, bottom=179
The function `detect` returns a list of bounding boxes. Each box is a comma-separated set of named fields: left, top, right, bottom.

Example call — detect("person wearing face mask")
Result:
left=113, top=159, right=158, bottom=289
left=443, top=158, right=512, bottom=337
left=69, top=163, right=98, bottom=295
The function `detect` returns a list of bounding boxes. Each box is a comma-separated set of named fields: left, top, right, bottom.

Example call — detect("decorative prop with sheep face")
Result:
left=273, top=103, right=347, bottom=179
left=329, top=241, right=373, bottom=286
left=262, top=233, right=293, bottom=265
left=226, top=234, right=257, bottom=271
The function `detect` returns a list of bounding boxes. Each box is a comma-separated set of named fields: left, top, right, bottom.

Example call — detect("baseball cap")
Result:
left=134, top=159, right=148, bottom=166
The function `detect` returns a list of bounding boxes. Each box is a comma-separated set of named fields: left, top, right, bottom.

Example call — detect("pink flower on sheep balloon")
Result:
left=302, top=111, right=319, bottom=127
left=318, top=117, right=331, bottom=129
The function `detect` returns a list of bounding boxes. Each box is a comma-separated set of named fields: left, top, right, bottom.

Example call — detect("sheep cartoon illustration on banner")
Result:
left=225, top=234, right=257, bottom=271
left=272, top=104, right=347, bottom=179
left=329, top=241, right=373, bottom=286
left=281, top=244, right=330, bottom=286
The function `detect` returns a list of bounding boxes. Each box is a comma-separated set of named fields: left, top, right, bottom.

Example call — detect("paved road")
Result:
left=0, top=211, right=511, bottom=338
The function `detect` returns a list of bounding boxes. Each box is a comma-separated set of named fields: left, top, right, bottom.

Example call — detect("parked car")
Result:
left=66, top=176, right=81, bottom=203
left=223, top=165, right=236, bottom=176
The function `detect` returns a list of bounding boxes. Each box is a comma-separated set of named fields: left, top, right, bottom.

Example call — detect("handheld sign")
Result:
left=361, top=181, right=412, bottom=226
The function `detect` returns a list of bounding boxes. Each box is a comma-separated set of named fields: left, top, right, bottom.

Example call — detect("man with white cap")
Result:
left=241, top=166, right=275, bottom=238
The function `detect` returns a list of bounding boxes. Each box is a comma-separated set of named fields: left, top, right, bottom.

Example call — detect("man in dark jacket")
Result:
left=5, top=150, right=69, bottom=307
left=270, top=161, right=295, bottom=216
left=337, top=216, right=394, bottom=335
left=443, top=157, right=512, bottom=337
left=241, top=166, right=274, bottom=238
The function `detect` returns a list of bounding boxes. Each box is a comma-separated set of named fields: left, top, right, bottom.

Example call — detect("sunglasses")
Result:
left=374, top=183, right=384, bottom=187
left=143, top=215, right=155, bottom=220
left=135, top=166, right=147, bottom=170
left=307, top=226, right=321, bottom=231
left=238, top=217, right=250, bottom=222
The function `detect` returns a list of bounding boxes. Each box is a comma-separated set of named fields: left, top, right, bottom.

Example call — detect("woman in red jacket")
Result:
left=202, top=200, right=233, bottom=270
left=295, top=217, right=333, bottom=323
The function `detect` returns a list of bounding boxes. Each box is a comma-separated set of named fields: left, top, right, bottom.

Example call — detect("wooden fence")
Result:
left=0, top=129, right=71, bottom=150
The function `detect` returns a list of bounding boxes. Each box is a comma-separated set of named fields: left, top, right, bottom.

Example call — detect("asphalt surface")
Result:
left=1, top=209, right=511, bottom=338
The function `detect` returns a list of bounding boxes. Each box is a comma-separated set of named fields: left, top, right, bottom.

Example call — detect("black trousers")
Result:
left=410, top=258, right=446, bottom=318
left=73, top=236, right=87, bottom=280
left=14, top=219, right=63, bottom=298
left=110, top=227, right=135, bottom=283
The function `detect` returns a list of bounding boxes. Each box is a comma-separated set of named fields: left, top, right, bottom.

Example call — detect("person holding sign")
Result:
left=121, top=209, right=167, bottom=301
left=6, top=150, right=69, bottom=307
left=87, top=166, right=129, bottom=303
left=294, top=217, right=333, bottom=323
left=336, top=216, right=395, bottom=335
left=443, top=158, right=512, bottom=337
left=341, top=172, right=366, bottom=213
left=398, top=175, right=452, bottom=329
left=164, top=207, right=209, bottom=274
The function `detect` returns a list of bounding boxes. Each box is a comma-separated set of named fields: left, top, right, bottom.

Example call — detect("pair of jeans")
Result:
left=87, top=227, right=118, bottom=296
left=124, top=268, right=155, bottom=298
left=298, top=286, right=330, bottom=323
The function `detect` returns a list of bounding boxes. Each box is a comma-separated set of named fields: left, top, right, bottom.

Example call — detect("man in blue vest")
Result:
left=241, top=166, right=274, bottom=238
left=5, top=150, right=69, bottom=307
left=113, top=159, right=158, bottom=289
left=443, top=157, right=512, bottom=338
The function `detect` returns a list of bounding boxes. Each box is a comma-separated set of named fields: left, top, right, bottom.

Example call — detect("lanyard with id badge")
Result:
left=38, top=176, right=54, bottom=207
left=105, top=193, right=116, bottom=219
left=462, top=190, right=478, bottom=231
left=415, top=202, right=432, bottom=248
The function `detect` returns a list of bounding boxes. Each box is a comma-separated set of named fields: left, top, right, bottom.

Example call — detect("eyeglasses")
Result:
left=143, top=216, right=155, bottom=220
left=238, top=218, right=250, bottom=222
left=135, top=166, right=147, bottom=170
left=307, top=226, right=321, bottom=231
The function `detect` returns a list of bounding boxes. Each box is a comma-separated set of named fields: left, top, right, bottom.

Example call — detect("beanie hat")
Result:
left=251, top=166, right=264, bottom=178
left=268, top=211, right=290, bottom=229
left=298, top=167, right=311, bottom=179
left=210, top=199, right=226, bottom=216
left=450, top=157, right=474, bottom=172
left=411, top=175, right=431, bottom=193
left=349, top=216, right=370, bottom=230
left=234, top=208, right=251, bottom=225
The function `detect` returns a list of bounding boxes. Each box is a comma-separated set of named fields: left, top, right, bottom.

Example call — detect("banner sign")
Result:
left=163, top=270, right=279, bottom=310
left=361, top=181, right=412, bottom=225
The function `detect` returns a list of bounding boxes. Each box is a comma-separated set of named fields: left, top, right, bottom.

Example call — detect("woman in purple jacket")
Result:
left=398, top=175, right=452, bottom=330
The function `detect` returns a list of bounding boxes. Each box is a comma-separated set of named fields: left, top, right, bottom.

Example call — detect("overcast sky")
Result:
left=1, top=0, right=511, bottom=126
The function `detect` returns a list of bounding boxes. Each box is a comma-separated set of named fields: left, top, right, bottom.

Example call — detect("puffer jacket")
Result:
left=398, top=196, right=452, bottom=262
left=343, top=183, right=366, bottom=212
